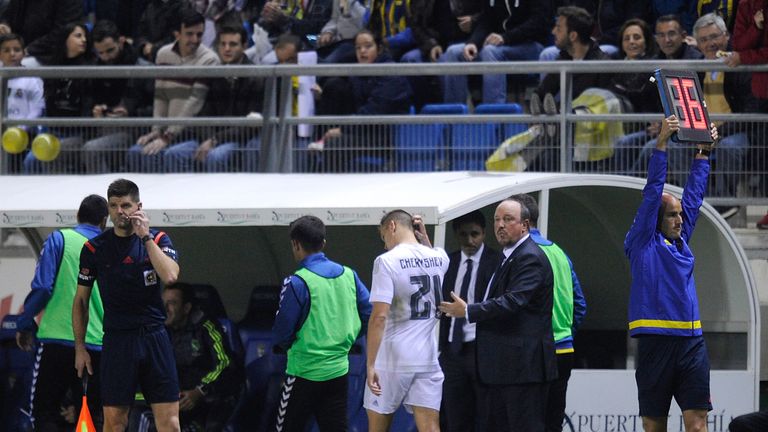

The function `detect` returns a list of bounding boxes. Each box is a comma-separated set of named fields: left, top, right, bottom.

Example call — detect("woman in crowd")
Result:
left=311, top=29, right=413, bottom=172
left=23, top=21, right=94, bottom=174
left=609, top=18, right=662, bottom=174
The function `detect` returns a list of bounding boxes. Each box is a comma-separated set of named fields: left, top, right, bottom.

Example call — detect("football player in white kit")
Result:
left=365, top=210, right=449, bottom=432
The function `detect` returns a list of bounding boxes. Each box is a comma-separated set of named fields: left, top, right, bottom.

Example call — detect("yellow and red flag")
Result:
left=75, top=395, right=96, bottom=432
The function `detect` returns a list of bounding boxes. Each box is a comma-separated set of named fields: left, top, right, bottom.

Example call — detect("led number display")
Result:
left=654, top=69, right=713, bottom=143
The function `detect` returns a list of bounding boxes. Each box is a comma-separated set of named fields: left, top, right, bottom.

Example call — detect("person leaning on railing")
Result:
left=126, top=7, right=220, bottom=173
left=22, top=21, right=94, bottom=175
left=162, top=24, right=264, bottom=173
left=82, top=19, right=154, bottom=174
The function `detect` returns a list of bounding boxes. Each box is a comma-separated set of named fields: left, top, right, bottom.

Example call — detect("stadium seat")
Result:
left=233, top=285, right=285, bottom=430
left=476, top=103, right=527, bottom=138
left=451, top=103, right=524, bottom=170
left=308, top=336, right=367, bottom=432
left=396, top=104, right=468, bottom=172
left=239, top=285, right=281, bottom=330
left=189, top=283, right=229, bottom=320
left=218, top=318, right=244, bottom=362
left=346, top=338, right=367, bottom=423
left=390, top=405, right=417, bottom=431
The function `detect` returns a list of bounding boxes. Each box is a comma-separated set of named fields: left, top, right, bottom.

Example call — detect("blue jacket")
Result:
left=624, top=149, right=709, bottom=337
left=349, top=53, right=413, bottom=116
left=530, top=228, right=586, bottom=352
left=273, top=253, right=372, bottom=351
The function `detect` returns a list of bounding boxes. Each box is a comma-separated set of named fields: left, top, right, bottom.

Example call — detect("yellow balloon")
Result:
left=32, top=133, right=61, bottom=162
left=2, top=127, right=29, bottom=154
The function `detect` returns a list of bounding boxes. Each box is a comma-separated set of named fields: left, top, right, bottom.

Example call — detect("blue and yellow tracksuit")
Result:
left=624, top=149, right=709, bottom=337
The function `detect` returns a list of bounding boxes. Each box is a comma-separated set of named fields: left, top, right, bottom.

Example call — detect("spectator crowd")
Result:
left=0, top=0, right=767, bottom=227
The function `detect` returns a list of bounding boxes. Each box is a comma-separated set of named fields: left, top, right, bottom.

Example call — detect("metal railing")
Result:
left=1, top=60, right=767, bottom=205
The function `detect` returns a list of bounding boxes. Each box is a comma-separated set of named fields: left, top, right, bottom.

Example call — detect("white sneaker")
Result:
left=529, top=93, right=542, bottom=116
left=543, top=93, right=558, bottom=137
left=307, top=139, right=325, bottom=151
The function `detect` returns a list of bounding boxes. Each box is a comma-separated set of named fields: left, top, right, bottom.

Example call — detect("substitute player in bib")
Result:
left=74, top=178, right=181, bottom=432
left=365, top=210, right=449, bottom=432
left=273, top=215, right=372, bottom=431
left=15, top=194, right=107, bottom=431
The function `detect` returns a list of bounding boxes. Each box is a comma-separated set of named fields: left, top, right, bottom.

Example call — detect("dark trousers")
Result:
left=479, top=380, right=550, bottom=432
left=275, top=374, right=348, bottom=432
left=30, top=343, right=102, bottom=432
left=545, top=352, right=573, bottom=432
left=439, top=341, right=486, bottom=432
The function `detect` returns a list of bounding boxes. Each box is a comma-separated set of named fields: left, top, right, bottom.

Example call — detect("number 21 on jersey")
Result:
left=410, top=274, right=443, bottom=320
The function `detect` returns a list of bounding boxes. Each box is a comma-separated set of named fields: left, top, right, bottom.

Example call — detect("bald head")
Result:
left=658, top=193, right=683, bottom=240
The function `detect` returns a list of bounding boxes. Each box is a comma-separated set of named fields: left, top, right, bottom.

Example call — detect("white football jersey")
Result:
left=370, top=243, right=449, bottom=373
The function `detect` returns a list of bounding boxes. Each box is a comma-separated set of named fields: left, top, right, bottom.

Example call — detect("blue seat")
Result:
left=346, top=338, right=367, bottom=421
left=235, top=324, right=288, bottom=431
left=218, top=318, right=241, bottom=353
left=189, top=283, right=228, bottom=319
left=396, top=104, right=468, bottom=172
left=451, top=103, right=524, bottom=170
left=390, top=405, right=417, bottom=431
left=310, top=336, right=368, bottom=432
left=233, top=285, right=283, bottom=430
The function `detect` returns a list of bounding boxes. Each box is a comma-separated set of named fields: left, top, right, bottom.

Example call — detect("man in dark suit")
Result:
left=439, top=210, right=503, bottom=432
left=440, top=198, right=557, bottom=431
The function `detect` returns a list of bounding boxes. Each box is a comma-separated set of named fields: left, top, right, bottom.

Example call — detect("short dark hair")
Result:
left=380, top=209, right=413, bottom=231
left=92, top=19, right=121, bottom=43
left=355, top=29, right=384, bottom=49
left=179, top=7, right=205, bottom=30
left=289, top=216, right=326, bottom=252
left=655, top=14, right=683, bottom=30
left=216, top=25, right=248, bottom=47
left=510, top=194, right=539, bottom=226
left=451, top=210, right=486, bottom=232
left=501, top=198, right=531, bottom=223
left=557, top=6, right=594, bottom=44
left=165, top=282, right=195, bottom=306
left=0, top=33, right=24, bottom=50
left=77, top=194, right=108, bottom=226
left=275, top=33, right=302, bottom=52
left=107, top=178, right=140, bottom=202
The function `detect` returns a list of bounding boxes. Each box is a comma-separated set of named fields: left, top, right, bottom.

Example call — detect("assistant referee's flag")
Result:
left=76, top=375, right=96, bottom=432
left=76, top=395, right=96, bottom=432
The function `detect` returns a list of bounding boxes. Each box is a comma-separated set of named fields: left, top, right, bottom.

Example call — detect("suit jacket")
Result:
left=439, top=245, right=503, bottom=350
left=467, top=236, right=557, bottom=386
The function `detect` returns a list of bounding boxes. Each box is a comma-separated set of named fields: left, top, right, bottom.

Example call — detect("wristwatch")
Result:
left=140, top=233, right=154, bottom=244
left=697, top=147, right=712, bottom=157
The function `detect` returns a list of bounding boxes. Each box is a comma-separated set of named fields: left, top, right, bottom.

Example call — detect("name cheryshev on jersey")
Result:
left=399, top=257, right=444, bottom=269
